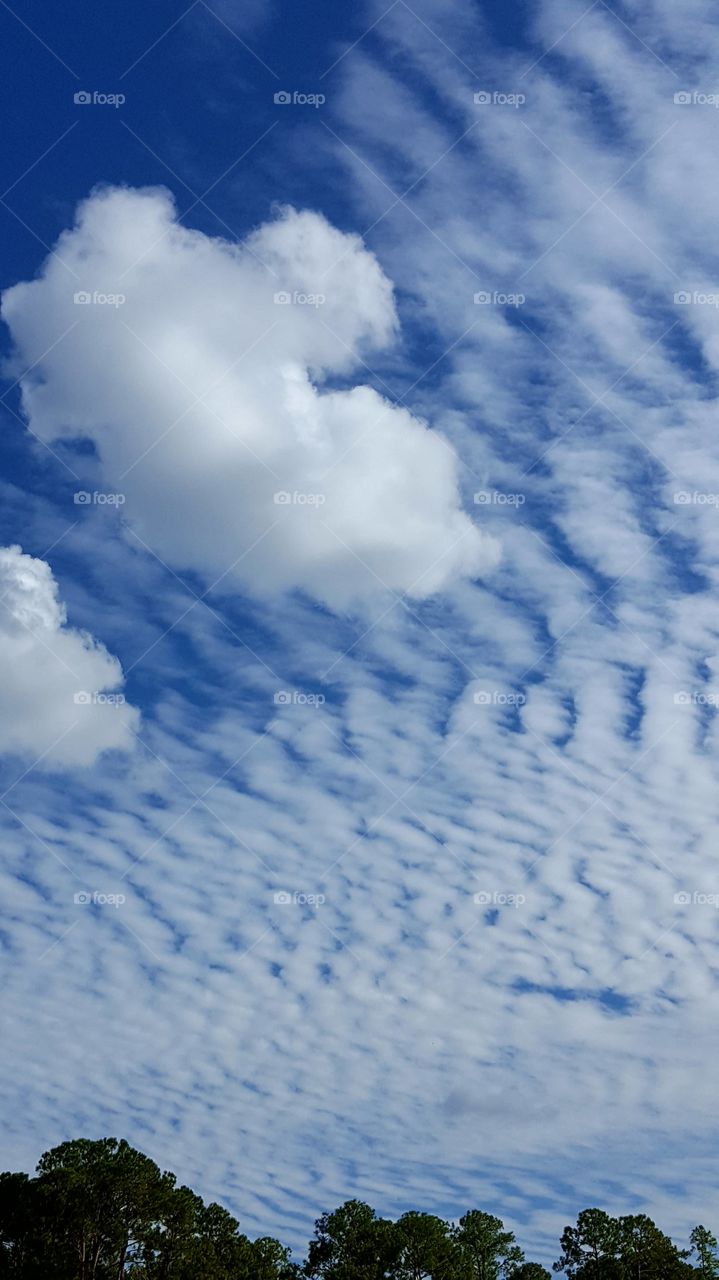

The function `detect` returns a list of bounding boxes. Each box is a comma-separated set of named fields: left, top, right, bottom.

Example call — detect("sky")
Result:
left=1, top=0, right=719, bottom=1266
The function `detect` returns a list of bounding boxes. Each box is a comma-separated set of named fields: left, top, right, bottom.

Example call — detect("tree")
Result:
left=202, top=1199, right=250, bottom=1271
left=305, top=1200, right=396, bottom=1280
left=390, top=1212, right=457, bottom=1280
left=0, top=1174, right=39, bottom=1280
left=690, top=1227, right=719, bottom=1280
left=0, top=1139, right=294, bottom=1280
left=36, top=1138, right=173, bottom=1280
left=452, top=1210, right=524, bottom=1280
left=139, top=1182, right=203, bottom=1280
left=554, top=1209, right=622, bottom=1279
left=616, top=1214, right=690, bottom=1280
left=245, top=1235, right=298, bottom=1280
left=0, top=1140, right=713, bottom=1280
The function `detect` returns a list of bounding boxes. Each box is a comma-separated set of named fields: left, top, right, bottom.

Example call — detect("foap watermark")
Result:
left=474, top=90, right=525, bottom=107
left=74, top=890, right=126, bottom=907
left=74, top=290, right=125, bottom=307
left=474, top=890, right=526, bottom=908
left=474, top=290, right=525, bottom=306
left=674, top=90, right=719, bottom=108
left=474, top=489, right=525, bottom=507
left=673, top=490, right=719, bottom=505
left=473, top=689, right=526, bottom=706
left=274, top=89, right=325, bottom=108
left=274, top=490, right=326, bottom=506
left=74, top=490, right=126, bottom=506
left=274, top=689, right=326, bottom=706
left=274, top=290, right=325, bottom=307
left=74, top=90, right=125, bottom=108
left=273, top=890, right=326, bottom=906
left=673, top=690, right=719, bottom=707
left=674, top=290, right=719, bottom=307
left=674, top=890, right=719, bottom=907
left=74, top=691, right=126, bottom=706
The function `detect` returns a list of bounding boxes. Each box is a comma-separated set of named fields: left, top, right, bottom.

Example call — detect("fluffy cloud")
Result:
left=1, top=187, right=498, bottom=610
left=0, top=545, right=138, bottom=766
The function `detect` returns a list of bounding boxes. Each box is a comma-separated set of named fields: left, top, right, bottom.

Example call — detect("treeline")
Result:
left=0, top=1139, right=717, bottom=1280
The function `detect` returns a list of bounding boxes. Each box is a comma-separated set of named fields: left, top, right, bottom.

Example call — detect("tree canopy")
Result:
left=0, top=1139, right=713, bottom=1280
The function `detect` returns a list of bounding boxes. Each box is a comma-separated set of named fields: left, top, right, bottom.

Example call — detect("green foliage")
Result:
left=691, top=1228, right=719, bottom=1280
left=617, top=1212, right=691, bottom=1279
left=0, top=1139, right=711, bottom=1280
left=452, top=1209, right=524, bottom=1280
left=554, top=1208, right=623, bottom=1279
left=304, top=1199, right=396, bottom=1280
left=391, top=1210, right=456, bottom=1280
left=35, top=1137, right=174, bottom=1280
left=554, top=1208, right=693, bottom=1280
left=0, top=1140, right=289, bottom=1280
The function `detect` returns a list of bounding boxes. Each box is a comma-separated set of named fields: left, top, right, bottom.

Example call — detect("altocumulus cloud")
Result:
left=0, top=545, right=138, bottom=766
left=1, top=186, right=499, bottom=611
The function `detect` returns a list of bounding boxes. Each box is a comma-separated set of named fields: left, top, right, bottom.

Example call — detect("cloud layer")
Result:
left=1, top=187, right=498, bottom=611
left=4, top=0, right=719, bottom=1265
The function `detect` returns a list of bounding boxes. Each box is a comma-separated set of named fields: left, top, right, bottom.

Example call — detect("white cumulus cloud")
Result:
left=0, top=545, right=138, bottom=766
left=1, top=187, right=499, bottom=610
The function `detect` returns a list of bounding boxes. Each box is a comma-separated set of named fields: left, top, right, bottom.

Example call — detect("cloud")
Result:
left=1, top=187, right=499, bottom=611
left=7, top=0, right=719, bottom=1262
left=0, top=545, right=138, bottom=766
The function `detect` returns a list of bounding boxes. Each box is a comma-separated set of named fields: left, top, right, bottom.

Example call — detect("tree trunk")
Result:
left=90, top=1238, right=103, bottom=1280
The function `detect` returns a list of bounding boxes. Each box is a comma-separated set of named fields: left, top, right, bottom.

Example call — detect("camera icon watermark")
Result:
left=474, top=490, right=525, bottom=507
left=74, top=890, right=126, bottom=907
left=73, top=490, right=126, bottom=506
left=673, top=490, right=719, bottom=505
left=273, top=890, right=326, bottom=906
left=74, top=90, right=125, bottom=108
left=474, top=290, right=525, bottom=306
left=674, top=290, right=719, bottom=307
left=474, top=890, right=526, bottom=908
left=674, top=90, right=719, bottom=107
left=673, top=690, right=719, bottom=707
left=473, top=689, right=526, bottom=706
left=473, top=90, right=525, bottom=107
left=273, top=490, right=326, bottom=505
left=273, top=290, right=325, bottom=307
left=73, top=691, right=126, bottom=706
left=274, top=90, right=325, bottom=108
left=73, top=290, right=125, bottom=307
left=273, top=689, right=326, bottom=707
left=674, top=889, right=719, bottom=907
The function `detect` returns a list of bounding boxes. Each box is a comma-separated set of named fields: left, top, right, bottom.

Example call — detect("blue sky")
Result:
left=1, top=0, right=719, bottom=1265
